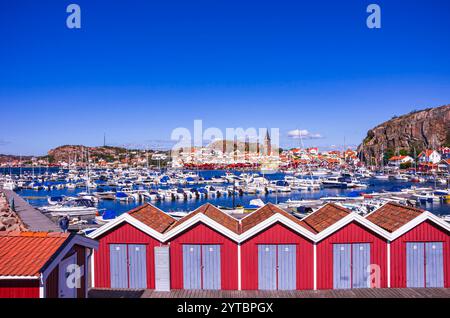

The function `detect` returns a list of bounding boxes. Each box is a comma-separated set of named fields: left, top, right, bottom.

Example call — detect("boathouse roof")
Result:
left=128, top=203, right=176, bottom=234
left=0, top=231, right=98, bottom=278
left=167, top=203, right=241, bottom=234
left=300, top=203, right=351, bottom=234
left=365, top=202, right=425, bottom=233
left=0, top=232, right=70, bottom=277
left=240, top=203, right=316, bottom=234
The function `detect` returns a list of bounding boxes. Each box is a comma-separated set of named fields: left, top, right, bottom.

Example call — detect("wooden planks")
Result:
left=89, top=288, right=450, bottom=298
left=1, top=189, right=59, bottom=232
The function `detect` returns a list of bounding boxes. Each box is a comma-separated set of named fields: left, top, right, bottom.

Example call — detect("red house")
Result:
left=309, top=204, right=390, bottom=290
left=366, top=202, right=450, bottom=288
left=0, top=232, right=98, bottom=298
left=239, top=204, right=315, bottom=290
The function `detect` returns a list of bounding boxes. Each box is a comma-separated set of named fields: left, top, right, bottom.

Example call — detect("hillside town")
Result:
left=3, top=143, right=450, bottom=174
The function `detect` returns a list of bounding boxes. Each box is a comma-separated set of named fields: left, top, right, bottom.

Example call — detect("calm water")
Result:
left=5, top=167, right=450, bottom=217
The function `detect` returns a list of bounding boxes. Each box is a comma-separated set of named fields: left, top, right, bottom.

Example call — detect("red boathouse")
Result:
left=239, top=204, right=315, bottom=290
left=310, top=204, right=389, bottom=289
left=0, top=232, right=98, bottom=298
left=88, top=201, right=450, bottom=292
left=367, top=202, right=450, bottom=288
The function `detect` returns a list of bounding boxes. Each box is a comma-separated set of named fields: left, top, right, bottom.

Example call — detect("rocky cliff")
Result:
left=358, top=104, right=450, bottom=164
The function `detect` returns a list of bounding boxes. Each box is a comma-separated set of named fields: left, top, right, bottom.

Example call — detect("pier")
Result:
left=1, top=189, right=60, bottom=232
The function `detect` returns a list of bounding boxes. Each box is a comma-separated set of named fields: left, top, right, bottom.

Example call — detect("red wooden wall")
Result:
left=45, top=244, right=87, bottom=298
left=240, top=223, right=314, bottom=290
left=45, top=266, right=58, bottom=298
left=316, top=222, right=388, bottom=289
left=94, top=223, right=162, bottom=289
left=168, top=223, right=238, bottom=290
left=0, top=280, right=40, bottom=298
left=390, top=220, right=450, bottom=288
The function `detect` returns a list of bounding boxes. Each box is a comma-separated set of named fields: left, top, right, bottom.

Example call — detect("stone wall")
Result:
left=0, top=192, right=27, bottom=233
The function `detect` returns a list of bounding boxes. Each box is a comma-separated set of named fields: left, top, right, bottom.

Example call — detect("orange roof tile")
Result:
left=389, top=155, right=409, bottom=161
left=300, top=203, right=351, bottom=233
left=365, top=202, right=424, bottom=232
left=0, top=232, right=69, bottom=277
left=241, top=203, right=315, bottom=234
left=168, top=204, right=240, bottom=234
left=128, top=204, right=176, bottom=233
left=419, top=150, right=435, bottom=157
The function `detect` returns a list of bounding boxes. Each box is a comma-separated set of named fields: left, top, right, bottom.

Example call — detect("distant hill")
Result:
left=0, top=154, right=33, bottom=164
left=358, top=104, right=450, bottom=163
left=47, top=145, right=129, bottom=163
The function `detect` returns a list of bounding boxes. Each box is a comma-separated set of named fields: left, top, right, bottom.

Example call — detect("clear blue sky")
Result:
left=1, top=0, right=450, bottom=155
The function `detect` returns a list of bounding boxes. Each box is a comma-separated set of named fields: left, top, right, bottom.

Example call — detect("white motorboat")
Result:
left=374, top=174, right=389, bottom=180
left=167, top=211, right=189, bottom=219
left=393, top=174, right=409, bottom=181
left=284, top=199, right=320, bottom=208
left=39, top=199, right=98, bottom=217
left=1, top=179, right=18, bottom=191
left=322, top=176, right=348, bottom=188
left=412, top=191, right=441, bottom=203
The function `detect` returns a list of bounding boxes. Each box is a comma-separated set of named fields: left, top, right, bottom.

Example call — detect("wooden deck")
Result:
left=89, top=288, right=450, bottom=298
left=1, top=189, right=60, bottom=232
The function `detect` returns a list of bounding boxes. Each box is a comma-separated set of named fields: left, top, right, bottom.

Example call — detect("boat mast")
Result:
left=86, top=148, right=91, bottom=194
left=414, top=147, right=417, bottom=175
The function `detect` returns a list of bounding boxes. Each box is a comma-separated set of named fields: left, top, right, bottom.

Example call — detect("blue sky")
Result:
left=1, top=0, right=450, bottom=155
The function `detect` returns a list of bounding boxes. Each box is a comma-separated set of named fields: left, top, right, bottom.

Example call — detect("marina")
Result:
left=1, top=166, right=450, bottom=233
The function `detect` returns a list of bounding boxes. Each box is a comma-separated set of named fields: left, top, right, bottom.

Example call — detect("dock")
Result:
left=88, top=288, right=450, bottom=298
left=1, top=189, right=60, bottom=232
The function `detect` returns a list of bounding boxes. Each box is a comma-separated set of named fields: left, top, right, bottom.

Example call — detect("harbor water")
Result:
left=5, top=167, right=450, bottom=217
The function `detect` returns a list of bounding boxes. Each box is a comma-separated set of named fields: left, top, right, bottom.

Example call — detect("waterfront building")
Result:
left=418, top=150, right=442, bottom=164
left=88, top=202, right=450, bottom=291
left=388, top=155, right=414, bottom=167
left=0, top=232, right=98, bottom=298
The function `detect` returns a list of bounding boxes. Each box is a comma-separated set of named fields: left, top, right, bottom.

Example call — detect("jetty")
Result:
left=1, top=189, right=60, bottom=232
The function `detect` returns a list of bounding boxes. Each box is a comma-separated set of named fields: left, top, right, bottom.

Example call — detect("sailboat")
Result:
left=374, top=145, right=389, bottom=180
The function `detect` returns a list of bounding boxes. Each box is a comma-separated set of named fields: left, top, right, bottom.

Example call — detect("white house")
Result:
left=418, top=150, right=441, bottom=164
left=388, top=155, right=414, bottom=167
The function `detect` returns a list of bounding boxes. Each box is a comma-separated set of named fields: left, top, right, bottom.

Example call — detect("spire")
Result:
left=264, top=128, right=272, bottom=156
left=264, top=128, right=271, bottom=141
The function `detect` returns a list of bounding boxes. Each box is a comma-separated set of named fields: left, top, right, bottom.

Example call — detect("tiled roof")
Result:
left=419, top=150, right=435, bottom=157
left=0, top=232, right=69, bottom=277
left=121, top=201, right=430, bottom=240
left=365, top=202, right=424, bottom=232
left=241, top=203, right=315, bottom=234
left=168, top=204, right=240, bottom=234
left=389, top=155, right=409, bottom=161
left=128, top=204, right=176, bottom=233
left=300, top=203, right=351, bottom=233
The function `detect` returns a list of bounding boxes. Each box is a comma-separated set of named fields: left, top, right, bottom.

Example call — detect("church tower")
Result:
left=264, top=129, right=272, bottom=156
